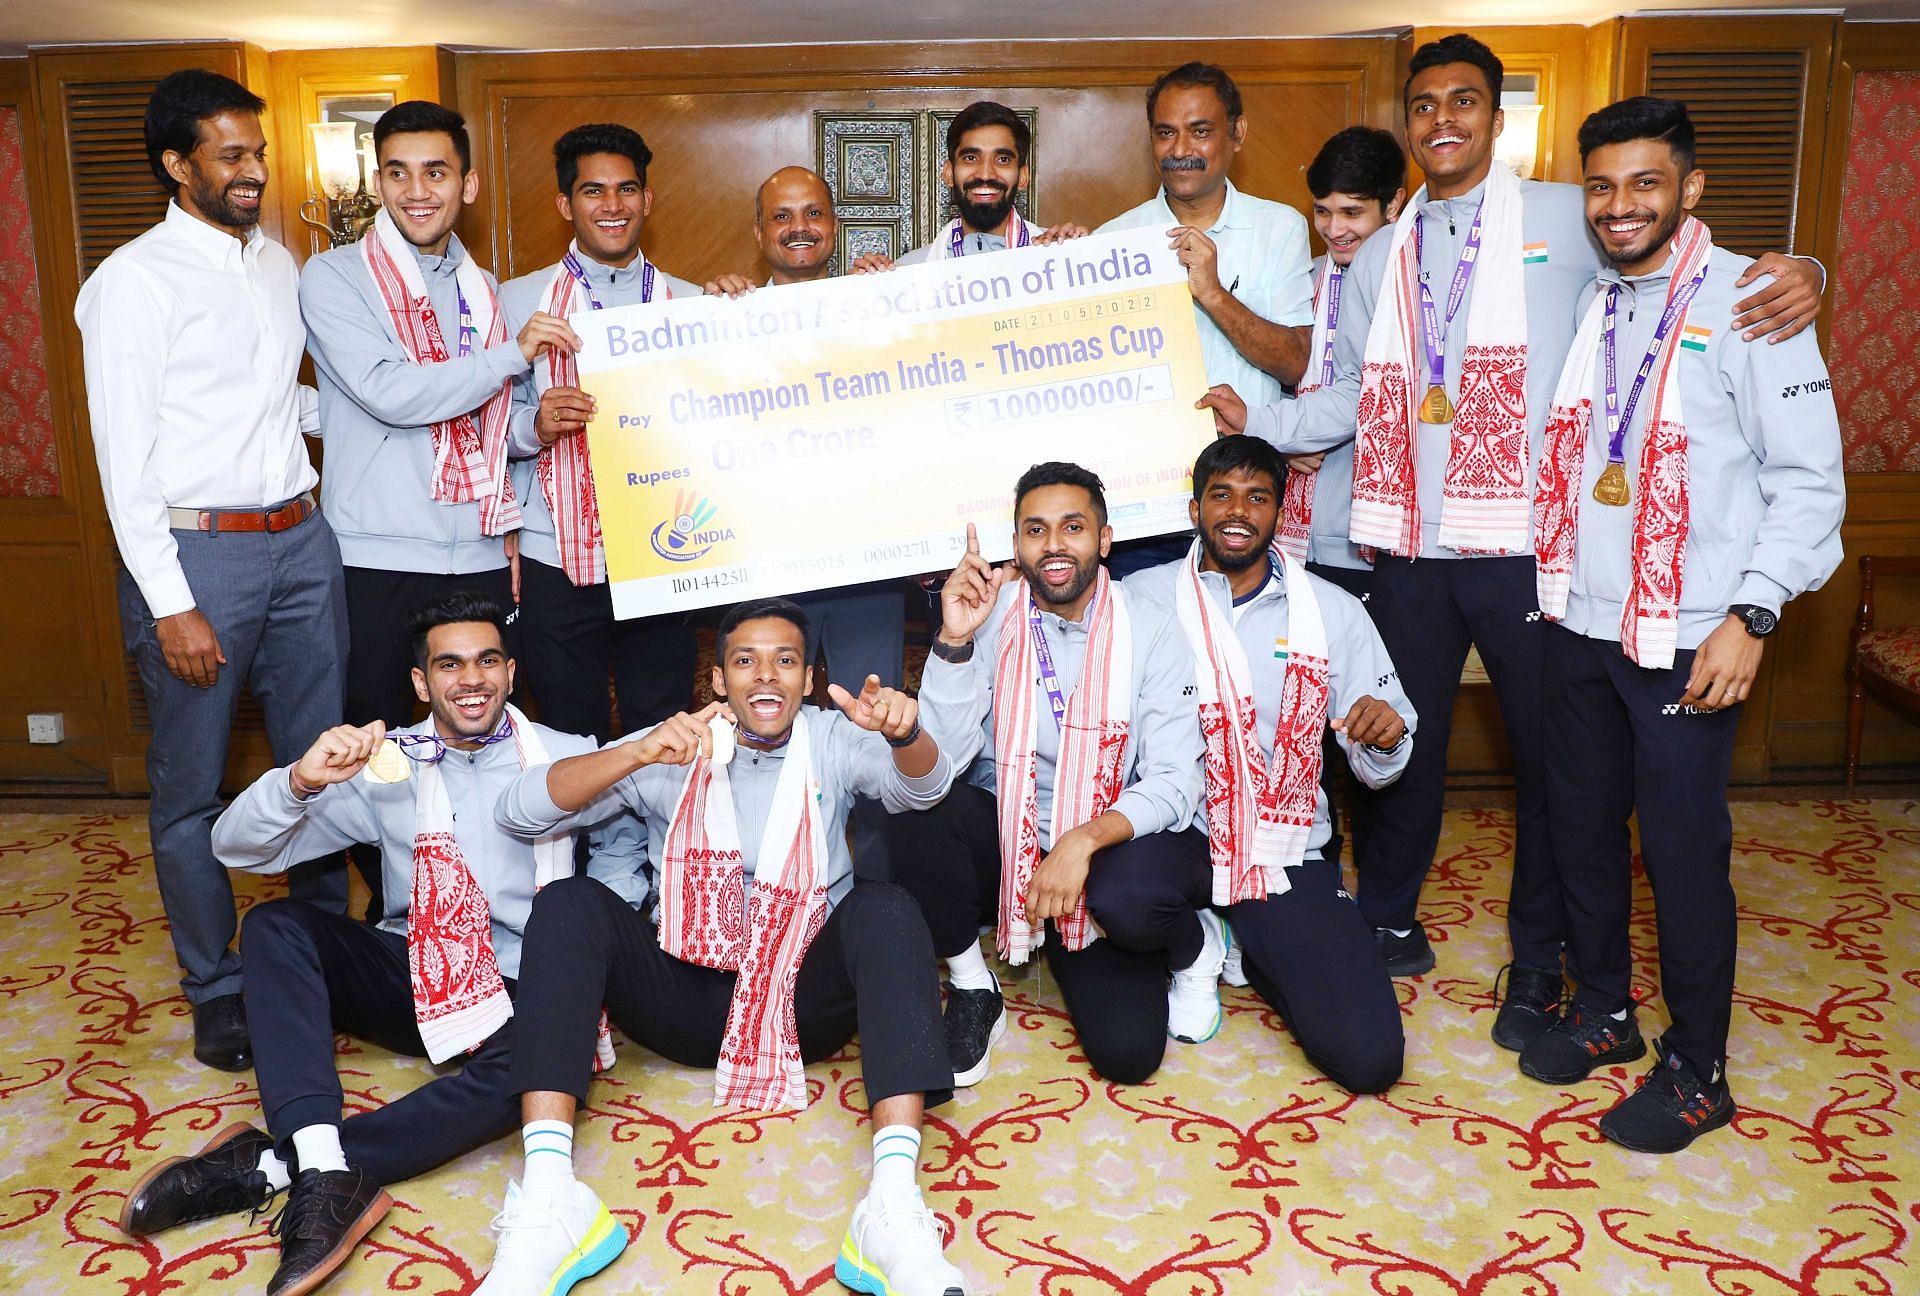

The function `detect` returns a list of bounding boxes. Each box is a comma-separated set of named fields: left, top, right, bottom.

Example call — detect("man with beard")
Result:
left=301, top=102, right=579, bottom=737
left=483, top=599, right=966, bottom=1296
left=1199, top=36, right=1826, bottom=1049
left=873, top=463, right=1205, bottom=1087
left=499, top=124, right=701, bottom=743
left=701, top=166, right=909, bottom=691
left=114, top=593, right=648, bottom=1296
left=1125, top=436, right=1412, bottom=1089
left=895, top=100, right=1086, bottom=265
left=75, top=69, right=351, bottom=1071
left=1523, top=98, right=1842, bottom=1151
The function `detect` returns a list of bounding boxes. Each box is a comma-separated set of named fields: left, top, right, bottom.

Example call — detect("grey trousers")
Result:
left=117, top=508, right=350, bottom=1004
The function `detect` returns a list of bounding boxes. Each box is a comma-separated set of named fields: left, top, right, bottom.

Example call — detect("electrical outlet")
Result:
left=27, top=713, right=64, bottom=744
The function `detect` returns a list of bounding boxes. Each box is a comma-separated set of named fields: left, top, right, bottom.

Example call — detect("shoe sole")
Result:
left=118, top=1121, right=259, bottom=1236
left=951, top=1002, right=1007, bottom=1089
left=1601, top=1098, right=1736, bottom=1154
left=834, top=1236, right=963, bottom=1296
left=1168, top=1007, right=1222, bottom=1045
left=1383, top=950, right=1436, bottom=978
left=272, top=1188, right=394, bottom=1296
left=541, top=1201, right=628, bottom=1296
left=1519, top=1035, right=1647, bottom=1085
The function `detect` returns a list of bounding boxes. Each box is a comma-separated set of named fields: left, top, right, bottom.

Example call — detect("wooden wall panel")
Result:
left=451, top=37, right=1410, bottom=283
left=1411, top=23, right=1609, bottom=186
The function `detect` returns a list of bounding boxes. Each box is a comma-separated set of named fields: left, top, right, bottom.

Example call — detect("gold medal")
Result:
left=1592, top=461, right=1632, bottom=507
left=1418, top=383, right=1455, bottom=425
left=363, top=739, right=411, bottom=784
left=709, top=716, right=736, bottom=768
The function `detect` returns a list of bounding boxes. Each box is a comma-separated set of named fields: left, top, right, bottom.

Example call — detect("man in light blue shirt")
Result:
left=1100, top=62, right=1315, bottom=577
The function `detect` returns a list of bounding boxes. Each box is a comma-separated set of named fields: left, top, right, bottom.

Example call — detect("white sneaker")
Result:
left=836, top=1191, right=968, bottom=1296
left=475, top=1177, right=627, bottom=1296
left=1167, top=909, right=1228, bottom=1043
left=1220, top=923, right=1249, bottom=987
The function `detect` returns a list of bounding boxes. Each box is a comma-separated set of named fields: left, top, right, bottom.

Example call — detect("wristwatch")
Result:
left=929, top=636, right=975, bottom=663
left=1728, top=604, right=1778, bottom=638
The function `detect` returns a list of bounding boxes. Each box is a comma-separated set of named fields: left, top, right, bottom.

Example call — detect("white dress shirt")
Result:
left=75, top=201, right=320, bottom=618
left=1099, top=180, right=1315, bottom=408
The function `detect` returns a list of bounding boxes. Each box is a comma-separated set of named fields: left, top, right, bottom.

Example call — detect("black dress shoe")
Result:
left=119, top=1122, right=277, bottom=1235
left=267, top=1167, right=393, bottom=1296
left=192, top=994, right=254, bottom=1072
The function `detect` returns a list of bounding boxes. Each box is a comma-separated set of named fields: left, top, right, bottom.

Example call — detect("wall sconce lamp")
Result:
left=1497, top=101, right=1545, bottom=181
left=300, top=120, right=378, bottom=247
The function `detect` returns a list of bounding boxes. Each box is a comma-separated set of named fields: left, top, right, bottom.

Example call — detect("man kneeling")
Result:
left=117, top=593, right=645, bottom=1296
left=485, top=598, right=969, bottom=1296
left=1126, top=436, right=1415, bottom=1093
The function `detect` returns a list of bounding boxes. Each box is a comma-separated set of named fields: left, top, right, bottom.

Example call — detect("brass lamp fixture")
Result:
left=300, top=120, right=378, bottom=247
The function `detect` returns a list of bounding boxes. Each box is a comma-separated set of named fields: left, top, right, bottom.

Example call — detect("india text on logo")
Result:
left=650, top=489, right=735, bottom=562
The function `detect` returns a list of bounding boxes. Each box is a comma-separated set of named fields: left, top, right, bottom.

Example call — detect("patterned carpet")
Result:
left=2, top=798, right=1916, bottom=1295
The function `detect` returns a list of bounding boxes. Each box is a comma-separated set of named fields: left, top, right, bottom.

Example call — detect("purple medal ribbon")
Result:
left=391, top=712, right=516, bottom=765
left=1026, top=600, right=1069, bottom=731
left=950, top=212, right=1029, bottom=258
left=1601, top=262, right=1710, bottom=465
left=1317, top=262, right=1345, bottom=388
left=1413, top=199, right=1485, bottom=390
left=455, top=282, right=475, bottom=358
left=562, top=251, right=656, bottom=309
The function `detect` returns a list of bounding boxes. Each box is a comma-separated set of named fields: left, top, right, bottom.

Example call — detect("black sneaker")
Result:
left=119, top=1122, right=278, bottom=1236
left=1373, top=924, right=1436, bottom=978
left=266, top=1166, right=392, bottom=1296
left=1491, top=963, right=1566, bottom=1053
left=1600, top=1042, right=1736, bottom=1153
left=945, top=983, right=1006, bottom=1087
left=1519, top=1005, right=1646, bottom=1083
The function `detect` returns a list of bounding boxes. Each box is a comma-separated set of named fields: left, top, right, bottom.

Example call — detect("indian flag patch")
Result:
left=1273, top=638, right=1289, bottom=662
left=1523, top=241, right=1549, bottom=264
left=1680, top=323, right=1713, bottom=352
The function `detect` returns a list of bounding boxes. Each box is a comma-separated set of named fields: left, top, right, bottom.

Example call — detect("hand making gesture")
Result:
left=939, top=522, right=1017, bottom=649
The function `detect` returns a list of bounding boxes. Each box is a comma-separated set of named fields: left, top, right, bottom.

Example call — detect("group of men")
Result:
left=79, top=35, right=1843, bottom=1296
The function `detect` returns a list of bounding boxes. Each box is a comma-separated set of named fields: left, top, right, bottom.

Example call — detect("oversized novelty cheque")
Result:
left=572, top=227, right=1218, bottom=618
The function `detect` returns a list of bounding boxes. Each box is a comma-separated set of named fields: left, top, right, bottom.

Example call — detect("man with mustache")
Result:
left=1200, top=35, right=1826, bottom=1049
left=499, top=124, right=701, bottom=744
left=485, top=599, right=968, bottom=1296
left=1525, top=97, right=1842, bottom=1151
left=895, top=100, right=1086, bottom=265
left=114, top=592, right=647, bottom=1296
left=701, top=166, right=909, bottom=692
left=1126, top=436, right=1413, bottom=1088
left=75, top=69, right=351, bottom=1072
left=874, top=463, right=1206, bottom=1087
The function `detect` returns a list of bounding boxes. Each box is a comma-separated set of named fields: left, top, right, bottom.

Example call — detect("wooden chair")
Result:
left=1845, top=555, right=1920, bottom=786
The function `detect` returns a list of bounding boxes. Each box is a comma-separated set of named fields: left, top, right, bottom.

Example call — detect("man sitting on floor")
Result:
left=873, top=463, right=1205, bottom=1088
left=115, top=592, right=644, bottom=1296
left=484, top=597, right=970, bottom=1296
left=1126, top=436, right=1413, bottom=1093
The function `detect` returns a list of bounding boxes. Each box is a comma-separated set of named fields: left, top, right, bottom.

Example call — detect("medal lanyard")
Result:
left=1601, top=263, right=1710, bottom=466
left=455, top=282, right=475, bottom=358
left=561, top=251, right=654, bottom=309
left=391, top=713, right=516, bottom=765
left=1414, top=200, right=1485, bottom=392
left=1317, top=262, right=1345, bottom=388
left=1026, top=600, right=1069, bottom=731
left=952, top=210, right=1028, bottom=258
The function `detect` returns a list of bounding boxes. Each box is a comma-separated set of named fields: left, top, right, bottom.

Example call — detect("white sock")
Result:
left=521, top=1119, right=576, bottom=1201
left=1610, top=1008, right=1629, bottom=1021
left=257, top=1149, right=291, bottom=1192
left=945, top=942, right=997, bottom=993
left=868, top=1125, right=922, bottom=1203
left=289, top=1124, right=348, bottom=1176
left=1385, top=928, right=1413, bottom=940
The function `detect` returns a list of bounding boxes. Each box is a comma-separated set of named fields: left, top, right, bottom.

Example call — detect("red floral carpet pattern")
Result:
left=1830, top=70, right=1920, bottom=473
left=3, top=800, right=1917, bottom=1294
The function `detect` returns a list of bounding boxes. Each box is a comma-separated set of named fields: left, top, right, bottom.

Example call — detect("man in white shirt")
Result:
left=74, top=69, right=350, bottom=1073
left=1100, top=62, right=1316, bottom=578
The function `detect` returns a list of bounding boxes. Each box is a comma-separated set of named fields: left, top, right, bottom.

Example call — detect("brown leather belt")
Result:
left=167, top=492, right=316, bottom=534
